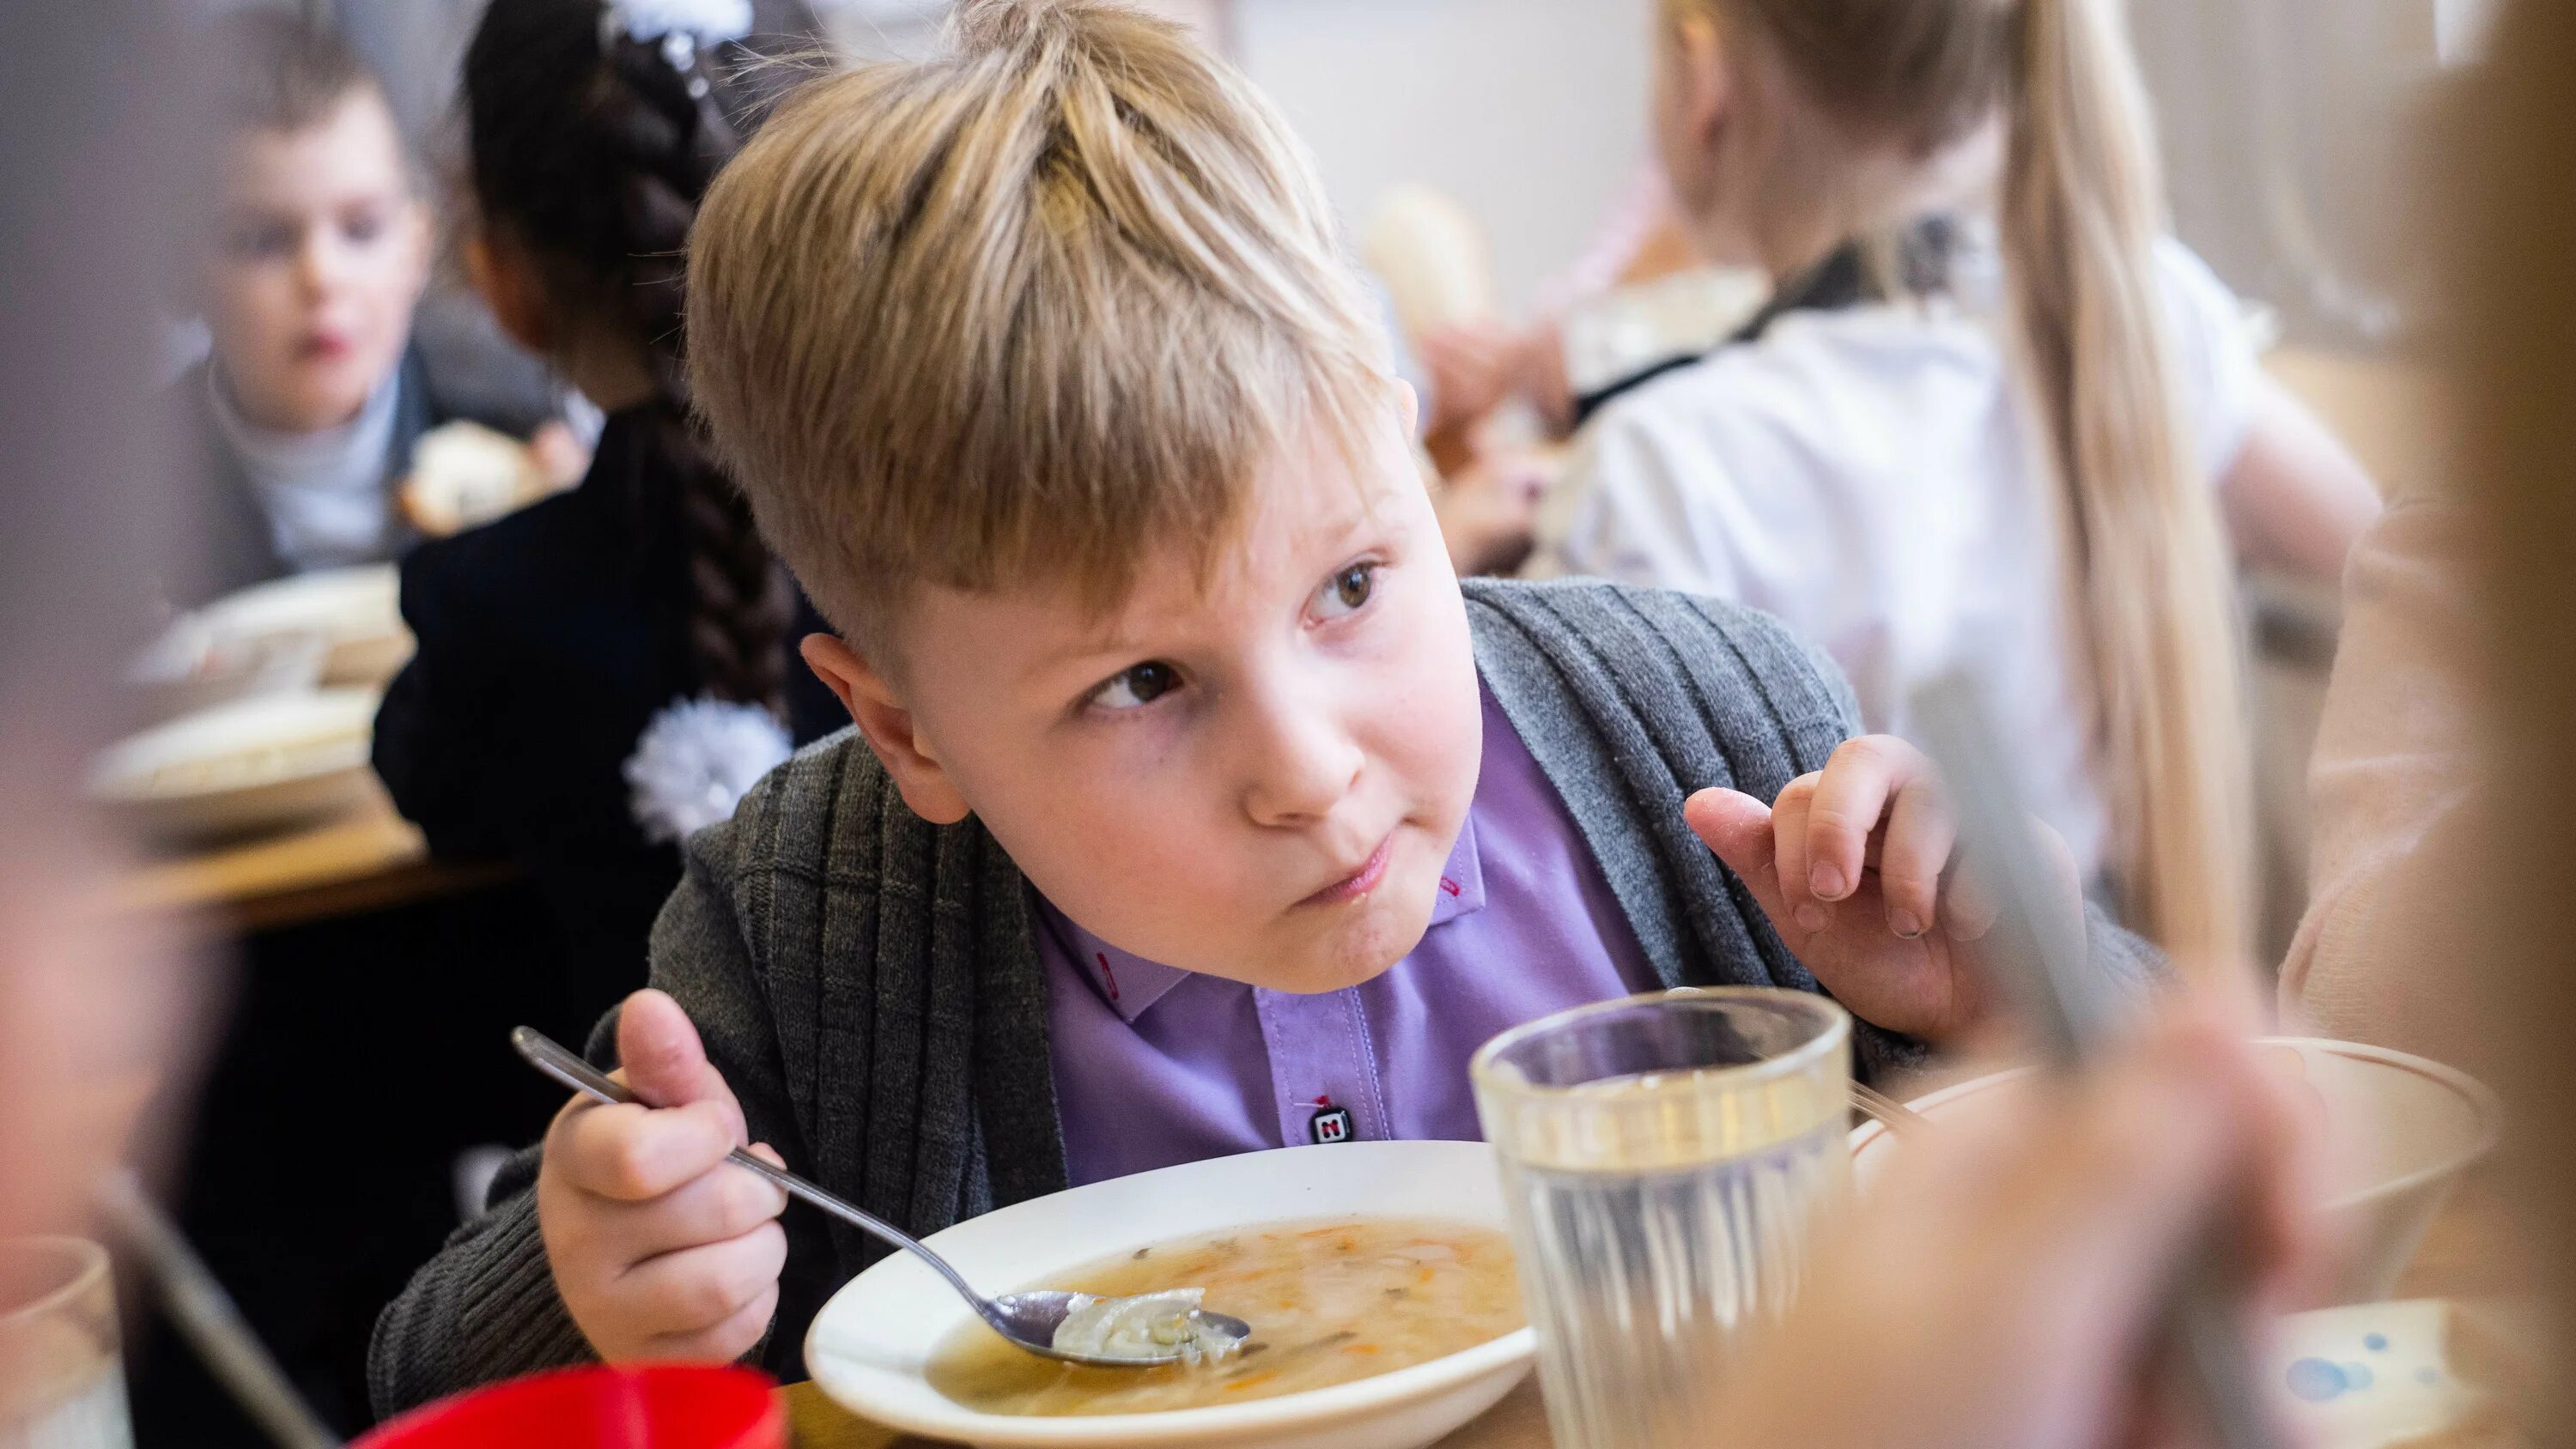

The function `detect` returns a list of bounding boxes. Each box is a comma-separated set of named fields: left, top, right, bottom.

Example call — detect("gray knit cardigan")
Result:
left=369, top=579, right=2156, bottom=1414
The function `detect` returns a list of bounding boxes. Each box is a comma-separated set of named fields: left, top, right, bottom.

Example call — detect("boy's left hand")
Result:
left=1686, top=735, right=2063, bottom=1046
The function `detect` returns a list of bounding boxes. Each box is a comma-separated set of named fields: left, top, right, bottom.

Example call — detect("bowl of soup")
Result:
left=804, top=1140, right=1534, bottom=1449
left=1848, top=1037, right=2501, bottom=1306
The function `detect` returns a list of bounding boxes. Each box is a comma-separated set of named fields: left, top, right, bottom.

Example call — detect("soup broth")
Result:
left=926, top=1217, right=1522, bottom=1416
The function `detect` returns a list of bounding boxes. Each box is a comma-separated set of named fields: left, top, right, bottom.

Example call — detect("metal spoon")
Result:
left=510, top=1026, right=1251, bottom=1369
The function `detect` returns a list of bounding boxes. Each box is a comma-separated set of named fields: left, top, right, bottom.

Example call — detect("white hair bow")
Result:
left=601, top=0, right=755, bottom=70
left=623, top=695, right=793, bottom=843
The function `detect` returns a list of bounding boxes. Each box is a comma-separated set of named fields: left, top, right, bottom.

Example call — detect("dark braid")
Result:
left=464, top=0, right=793, bottom=712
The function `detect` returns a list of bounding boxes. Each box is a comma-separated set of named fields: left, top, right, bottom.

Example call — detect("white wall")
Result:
left=823, top=0, right=1656, bottom=317
left=1230, top=0, right=1654, bottom=316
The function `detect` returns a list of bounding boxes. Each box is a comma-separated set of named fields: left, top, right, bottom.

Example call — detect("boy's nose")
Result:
left=295, top=237, right=344, bottom=296
left=1239, top=704, right=1364, bottom=828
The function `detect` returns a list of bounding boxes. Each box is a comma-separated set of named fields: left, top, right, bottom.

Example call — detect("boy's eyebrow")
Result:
left=1006, top=468, right=1403, bottom=691
left=1015, top=616, right=1166, bottom=688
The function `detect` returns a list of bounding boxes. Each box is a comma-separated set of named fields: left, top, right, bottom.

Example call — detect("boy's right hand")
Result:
left=537, top=989, right=789, bottom=1363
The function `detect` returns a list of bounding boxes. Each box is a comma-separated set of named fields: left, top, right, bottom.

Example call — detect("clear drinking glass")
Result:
left=1471, top=988, right=1851, bottom=1449
left=0, top=1238, right=132, bottom=1449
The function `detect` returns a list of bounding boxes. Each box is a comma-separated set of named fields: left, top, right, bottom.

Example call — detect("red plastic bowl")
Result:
left=355, top=1365, right=784, bottom=1449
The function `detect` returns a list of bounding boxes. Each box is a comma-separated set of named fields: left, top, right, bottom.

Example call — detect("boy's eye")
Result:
left=227, top=220, right=298, bottom=261
left=342, top=209, right=386, bottom=246
left=1091, top=661, right=1180, bottom=712
left=1315, top=563, right=1377, bottom=620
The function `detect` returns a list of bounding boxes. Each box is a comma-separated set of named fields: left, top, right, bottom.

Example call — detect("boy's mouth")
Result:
left=1297, top=832, right=1394, bottom=908
left=296, top=331, right=355, bottom=363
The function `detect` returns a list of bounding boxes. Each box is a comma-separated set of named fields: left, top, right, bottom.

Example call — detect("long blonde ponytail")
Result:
left=2000, top=0, right=2252, bottom=967
left=1671, top=0, right=2256, bottom=967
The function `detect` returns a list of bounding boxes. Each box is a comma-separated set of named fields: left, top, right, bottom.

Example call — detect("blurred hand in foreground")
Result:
left=1708, top=1002, right=2325, bottom=1449
left=0, top=815, right=204, bottom=1239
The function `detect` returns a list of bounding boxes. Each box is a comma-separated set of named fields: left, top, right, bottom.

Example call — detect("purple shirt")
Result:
left=1036, top=687, right=1660, bottom=1184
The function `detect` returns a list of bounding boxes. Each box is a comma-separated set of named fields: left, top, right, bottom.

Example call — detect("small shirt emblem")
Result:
left=1309, top=1105, right=1355, bottom=1144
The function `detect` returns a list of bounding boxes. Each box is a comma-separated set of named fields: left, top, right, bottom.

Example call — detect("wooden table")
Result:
left=112, top=780, right=509, bottom=932
left=775, top=1171, right=2524, bottom=1449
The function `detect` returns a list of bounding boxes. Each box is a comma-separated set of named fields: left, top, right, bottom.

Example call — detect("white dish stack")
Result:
left=97, top=565, right=412, bottom=844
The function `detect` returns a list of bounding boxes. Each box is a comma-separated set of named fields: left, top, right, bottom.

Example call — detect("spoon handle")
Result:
left=1910, top=676, right=2281, bottom=1449
left=509, top=1026, right=1002, bottom=1323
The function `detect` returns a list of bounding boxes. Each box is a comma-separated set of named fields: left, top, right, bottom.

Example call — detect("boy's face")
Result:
left=204, top=92, right=428, bottom=433
left=824, top=419, right=1485, bottom=995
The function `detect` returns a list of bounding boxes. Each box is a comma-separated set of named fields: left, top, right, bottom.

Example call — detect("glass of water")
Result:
left=1471, top=988, right=1851, bottom=1449
left=0, top=1237, right=132, bottom=1449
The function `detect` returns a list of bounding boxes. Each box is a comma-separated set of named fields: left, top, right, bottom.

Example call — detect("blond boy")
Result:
left=372, top=0, right=2148, bottom=1406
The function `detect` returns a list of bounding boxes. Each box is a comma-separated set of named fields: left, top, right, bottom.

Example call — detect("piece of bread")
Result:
left=400, top=421, right=550, bottom=537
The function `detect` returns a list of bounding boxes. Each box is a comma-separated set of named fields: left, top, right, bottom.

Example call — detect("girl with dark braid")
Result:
left=373, top=0, right=839, bottom=1024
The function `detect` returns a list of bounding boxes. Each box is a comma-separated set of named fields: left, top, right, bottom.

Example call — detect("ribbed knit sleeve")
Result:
left=1461, top=579, right=2163, bottom=1084
left=366, top=1146, right=593, bottom=1417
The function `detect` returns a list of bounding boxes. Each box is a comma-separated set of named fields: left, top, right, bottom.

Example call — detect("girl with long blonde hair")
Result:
left=1534, top=0, right=2382, bottom=966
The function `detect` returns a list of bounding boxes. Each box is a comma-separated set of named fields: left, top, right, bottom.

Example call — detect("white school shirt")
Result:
left=1528, top=235, right=2260, bottom=882
left=208, top=361, right=404, bottom=574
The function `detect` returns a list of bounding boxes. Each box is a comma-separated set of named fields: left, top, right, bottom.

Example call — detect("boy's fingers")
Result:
left=643, top=1282, right=781, bottom=1366
left=1771, top=776, right=1824, bottom=931
left=1805, top=740, right=1916, bottom=904
left=617, top=989, right=737, bottom=1119
left=1941, top=855, right=2000, bottom=942
left=555, top=1097, right=742, bottom=1202
left=1875, top=777, right=1954, bottom=939
left=1684, top=789, right=1795, bottom=929
left=614, top=1219, right=789, bottom=1338
left=592, top=1155, right=789, bottom=1258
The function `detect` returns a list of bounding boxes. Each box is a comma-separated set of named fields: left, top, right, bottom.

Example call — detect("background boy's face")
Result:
left=204, top=90, right=428, bottom=433
left=847, top=420, right=1485, bottom=995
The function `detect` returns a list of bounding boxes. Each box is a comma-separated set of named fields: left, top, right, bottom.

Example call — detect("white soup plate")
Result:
left=805, top=1140, right=1534, bottom=1449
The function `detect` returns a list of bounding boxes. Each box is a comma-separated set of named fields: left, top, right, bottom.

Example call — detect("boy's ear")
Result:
left=799, top=634, right=972, bottom=825
left=466, top=231, right=553, bottom=357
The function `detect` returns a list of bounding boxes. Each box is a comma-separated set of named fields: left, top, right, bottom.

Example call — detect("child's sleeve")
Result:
left=366, top=814, right=817, bottom=1415
left=2153, top=237, right=2265, bottom=484
left=371, top=550, right=511, bottom=858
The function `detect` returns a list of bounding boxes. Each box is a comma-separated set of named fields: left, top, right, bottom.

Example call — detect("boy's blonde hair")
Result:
left=687, top=0, right=1394, bottom=655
